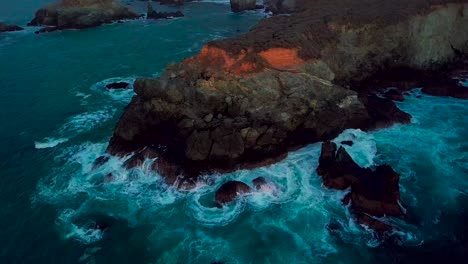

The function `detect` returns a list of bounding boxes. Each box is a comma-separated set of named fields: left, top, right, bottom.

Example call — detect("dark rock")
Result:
left=422, top=76, right=468, bottom=99
left=361, top=95, right=411, bottom=129
left=383, top=88, right=405, bottom=101
left=106, top=82, right=130, bottom=89
left=341, top=140, right=353, bottom=146
left=0, top=22, right=23, bottom=32
left=317, top=142, right=404, bottom=231
left=147, top=3, right=184, bottom=20
left=104, top=173, right=115, bottom=183
left=230, top=0, right=256, bottom=12
left=215, top=181, right=252, bottom=206
left=252, top=177, right=268, bottom=190
left=28, top=0, right=139, bottom=32
left=92, top=156, right=110, bottom=170
left=123, top=153, right=145, bottom=169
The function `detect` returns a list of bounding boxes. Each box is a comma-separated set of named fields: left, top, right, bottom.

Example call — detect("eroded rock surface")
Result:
left=106, top=1, right=468, bottom=181
left=0, top=22, right=23, bottom=32
left=215, top=181, right=252, bottom=206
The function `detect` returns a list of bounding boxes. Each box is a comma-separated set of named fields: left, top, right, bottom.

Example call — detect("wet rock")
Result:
left=104, top=173, right=115, bottom=183
left=252, top=177, right=268, bottom=190
left=92, top=156, right=110, bottom=170
left=0, top=22, right=23, bottom=32
left=341, top=140, right=353, bottom=146
left=215, top=181, right=252, bottom=206
left=317, top=142, right=404, bottom=231
left=422, top=76, right=468, bottom=99
left=383, top=88, right=405, bottom=101
left=123, top=153, right=145, bottom=169
left=106, top=82, right=130, bottom=90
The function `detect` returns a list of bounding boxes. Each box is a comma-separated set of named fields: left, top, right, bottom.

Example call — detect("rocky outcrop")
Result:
left=317, top=141, right=404, bottom=231
left=215, top=181, right=252, bottom=206
left=147, top=3, right=184, bottom=19
left=230, top=0, right=256, bottom=12
left=106, top=1, right=468, bottom=182
left=0, top=22, right=23, bottom=32
left=28, top=0, right=139, bottom=32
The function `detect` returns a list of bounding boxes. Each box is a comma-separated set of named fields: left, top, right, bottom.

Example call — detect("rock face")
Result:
left=107, top=1, right=468, bottom=181
left=147, top=3, right=184, bottom=19
left=28, top=0, right=139, bottom=31
left=106, top=82, right=130, bottom=89
left=230, top=0, right=257, bottom=12
left=317, top=141, right=404, bottom=231
left=215, top=181, right=252, bottom=206
left=264, top=0, right=305, bottom=14
left=0, top=22, right=23, bottom=32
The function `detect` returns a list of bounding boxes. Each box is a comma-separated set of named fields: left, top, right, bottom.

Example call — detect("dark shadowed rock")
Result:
left=383, top=88, right=405, bottom=101
left=147, top=3, right=184, bottom=19
left=230, top=0, right=256, bottom=12
left=106, top=82, right=130, bottom=89
left=0, top=22, right=23, bottom=32
left=252, top=177, right=268, bottom=190
left=317, top=142, right=404, bottom=231
left=215, top=181, right=252, bottom=206
left=92, top=156, right=110, bottom=170
left=341, top=140, right=353, bottom=146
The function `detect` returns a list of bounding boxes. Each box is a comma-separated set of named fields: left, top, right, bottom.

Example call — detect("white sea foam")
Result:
left=332, top=129, right=377, bottom=168
left=34, top=137, right=69, bottom=149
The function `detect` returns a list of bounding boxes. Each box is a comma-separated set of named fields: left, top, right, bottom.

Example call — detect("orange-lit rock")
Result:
left=259, top=48, right=304, bottom=70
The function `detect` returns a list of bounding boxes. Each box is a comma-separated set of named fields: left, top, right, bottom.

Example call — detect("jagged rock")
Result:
left=252, top=177, right=268, bottom=190
left=147, top=3, right=184, bottom=19
left=317, top=141, right=404, bottom=231
left=106, top=82, right=130, bottom=89
left=92, top=156, right=110, bottom=170
left=230, top=0, right=256, bottom=12
left=0, top=22, right=23, bottom=32
left=28, top=0, right=139, bottom=32
left=215, top=181, right=252, bottom=206
left=264, top=0, right=305, bottom=14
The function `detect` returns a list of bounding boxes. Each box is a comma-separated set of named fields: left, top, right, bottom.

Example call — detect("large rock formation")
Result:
left=106, top=1, right=468, bottom=183
left=317, top=141, right=404, bottom=232
left=28, top=0, right=139, bottom=31
left=264, top=0, right=305, bottom=14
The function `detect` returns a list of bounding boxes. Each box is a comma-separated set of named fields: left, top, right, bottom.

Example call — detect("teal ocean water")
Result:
left=1, top=2, right=468, bottom=263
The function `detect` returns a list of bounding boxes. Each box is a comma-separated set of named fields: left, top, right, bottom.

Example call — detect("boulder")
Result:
left=230, top=0, right=256, bottom=12
left=28, top=0, right=139, bottom=32
left=215, top=181, right=252, bottom=206
left=0, top=22, right=23, bottom=32
left=92, top=155, right=110, bottom=170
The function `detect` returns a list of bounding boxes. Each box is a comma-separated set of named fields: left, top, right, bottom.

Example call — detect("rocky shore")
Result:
left=106, top=1, right=468, bottom=181
left=0, top=22, right=23, bottom=32
left=27, top=0, right=139, bottom=33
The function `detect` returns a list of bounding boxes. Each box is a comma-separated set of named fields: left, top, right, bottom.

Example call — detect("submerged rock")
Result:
left=106, top=82, right=130, bottom=89
left=28, top=0, right=139, bottom=32
left=317, top=141, right=404, bottom=231
left=215, top=181, right=252, bottom=206
left=0, top=22, right=23, bottom=32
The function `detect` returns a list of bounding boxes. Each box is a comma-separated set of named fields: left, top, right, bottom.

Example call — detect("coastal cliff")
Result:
left=107, top=1, right=468, bottom=185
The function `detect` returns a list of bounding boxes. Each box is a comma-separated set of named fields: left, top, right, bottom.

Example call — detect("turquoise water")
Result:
left=1, top=2, right=468, bottom=263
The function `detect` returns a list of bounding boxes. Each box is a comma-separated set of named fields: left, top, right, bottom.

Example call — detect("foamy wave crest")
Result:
left=59, top=108, right=115, bottom=135
left=35, top=137, right=69, bottom=149
left=333, top=129, right=377, bottom=168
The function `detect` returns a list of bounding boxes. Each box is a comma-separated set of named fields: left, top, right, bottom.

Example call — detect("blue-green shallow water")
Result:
left=1, top=2, right=467, bottom=263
